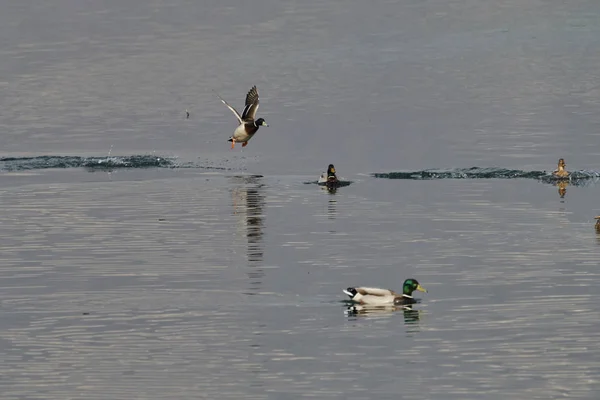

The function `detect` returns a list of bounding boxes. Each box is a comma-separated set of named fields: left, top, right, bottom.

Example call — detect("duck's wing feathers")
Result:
left=213, top=90, right=243, bottom=124
left=241, top=86, right=260, bottom=120
left=356, top=287, right=396, bottom=297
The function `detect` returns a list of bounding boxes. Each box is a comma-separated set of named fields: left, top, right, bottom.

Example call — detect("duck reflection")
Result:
left=323, top=185, right=338, bottom=195
left=555, top=180, right=568, bottom=199
left=230, top=175, right=265, bottom=293
left=402, top=306, right=421, bottom=325
left=327, top=195, right=337, bottom=221
left=345, top=304, right=421, bottom=332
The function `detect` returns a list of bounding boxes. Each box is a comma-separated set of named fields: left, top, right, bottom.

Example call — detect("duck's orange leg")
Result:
left=230, top=139, right=236, bottom=149
left=242, top=142, right=248, bottom=147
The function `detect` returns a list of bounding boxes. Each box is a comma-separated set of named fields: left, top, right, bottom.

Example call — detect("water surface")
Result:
left=2, top=0, right=600, bottom=398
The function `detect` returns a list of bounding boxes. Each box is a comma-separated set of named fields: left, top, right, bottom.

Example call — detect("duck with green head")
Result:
left=318, top=164, right=340, bottom=187
left=325, top=164, right=338, bottom=182
left=343, top=279, right=427, bottom=306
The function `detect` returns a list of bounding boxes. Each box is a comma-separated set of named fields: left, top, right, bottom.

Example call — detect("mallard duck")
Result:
left=595, top=216, right=600, bottom=232
left=215, top=86, right=268, bottom=149
left=318, top=164, right=339, bottom=185
left=343, top=279, right=427, bottom=306
left=552, top=158, right=570, bottom=178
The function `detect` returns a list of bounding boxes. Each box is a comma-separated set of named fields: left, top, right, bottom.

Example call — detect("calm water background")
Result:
left=1, top=0, right=600, bottom=398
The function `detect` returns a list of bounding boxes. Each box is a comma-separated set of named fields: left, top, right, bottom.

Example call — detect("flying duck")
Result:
left=343, top=279, right=427, bottom=306
left=215, top=86, right=268, bottom=149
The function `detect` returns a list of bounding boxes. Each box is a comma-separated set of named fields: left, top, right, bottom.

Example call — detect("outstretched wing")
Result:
left=241, top=86, right=260, bottom=120
left=213, top=90, right=243, bottom=124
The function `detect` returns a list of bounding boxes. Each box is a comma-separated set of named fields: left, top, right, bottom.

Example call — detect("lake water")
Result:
left=2, top=1, right=600, bottom=399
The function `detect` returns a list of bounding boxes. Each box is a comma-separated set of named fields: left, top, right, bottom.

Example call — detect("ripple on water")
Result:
left=1, top=173, right=600, bottom=399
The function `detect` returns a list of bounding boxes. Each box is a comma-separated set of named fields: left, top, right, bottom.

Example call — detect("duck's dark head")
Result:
left=327, top=164, right=337, bottom=178
left=402, top=279, right=427, bottom=296
left=254, top=118, right=269, bottom=127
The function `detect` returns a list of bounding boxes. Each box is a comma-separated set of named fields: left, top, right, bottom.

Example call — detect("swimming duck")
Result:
left=552, top=158, right=570, bottom=178
left=343, top=279, right=427, bottom=306
left=595, top=216, right=600, bottom=232
left=318, top=164, right=339, bottom=185
left=215, top=86, right=269, bottom=149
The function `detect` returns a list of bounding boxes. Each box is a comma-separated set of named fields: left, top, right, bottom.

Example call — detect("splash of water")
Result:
left=371, top=167, right=600, bottom=186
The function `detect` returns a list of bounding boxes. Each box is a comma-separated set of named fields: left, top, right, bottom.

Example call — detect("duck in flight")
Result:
left=214, top=86, right=268, bottom=149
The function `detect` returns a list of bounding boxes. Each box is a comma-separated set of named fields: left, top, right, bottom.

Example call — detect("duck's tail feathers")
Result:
left=227, top=137, right=233, bottom=142
left=343, top=289, right=354, bottom=297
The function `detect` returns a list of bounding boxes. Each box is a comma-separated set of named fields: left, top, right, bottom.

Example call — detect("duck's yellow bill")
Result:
left=416, top=284, right=427, bottom=293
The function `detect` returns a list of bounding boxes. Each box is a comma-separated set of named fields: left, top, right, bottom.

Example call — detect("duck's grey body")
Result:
left=343, top=279, right=427, bottom=306
left=343, top=287, right=414, bottom=306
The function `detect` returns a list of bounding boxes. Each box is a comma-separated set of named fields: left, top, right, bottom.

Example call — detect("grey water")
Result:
left=2, top=0, right=600, bottom=399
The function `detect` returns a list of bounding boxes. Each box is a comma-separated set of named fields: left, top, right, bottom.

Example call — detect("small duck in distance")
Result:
left=552, top=158, right=570, bottom=178
left=318, top=164, right=339, bottom=185
left=343, top=279, right=427, bottom=306
left=214, top=86, right=269, bottom=149
left=595, top=216, right=600, bottom=232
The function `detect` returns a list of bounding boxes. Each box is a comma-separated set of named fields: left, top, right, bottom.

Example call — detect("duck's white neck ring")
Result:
left=402, top=294, right=413, bottom=299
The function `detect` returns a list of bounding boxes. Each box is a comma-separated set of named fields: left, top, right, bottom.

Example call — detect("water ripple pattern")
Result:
left=1, top=173, right=600, bottom=399
left=373, top=167, right=600, bottom=185
left=0, top=155, right=245, bottom=172
left=0, top=155, right=176, bottom=171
